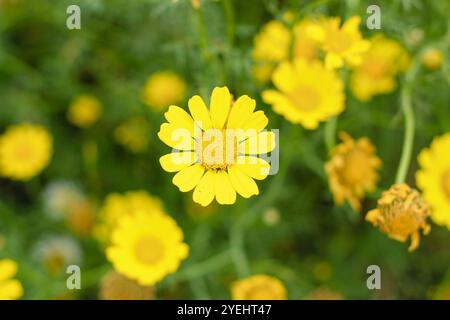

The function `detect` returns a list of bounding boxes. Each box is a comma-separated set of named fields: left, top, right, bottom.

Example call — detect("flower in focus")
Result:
left=262, top=59, right=344, bottom=129
left=94, top=190, right=165, bottom=245
left=0, top=123, right=53, bottom=181
left=32, top=235, right=82, bottom=275
left=325, top=132, right=381, bottom=211
left=141, top=71, right=186, bottom=111
left=106, top=211, right=189, bottom=286
left=350, top=34, right=410, bottom=101
left=0, top=259, right=23, bottom=300
left=416, top=133, right=450, bottom=229
left=231, top=274, right=287, bottom=300
left=99, top=271, right=155, bottom=300
left=67, top=95, right=103, bottom=128
left=305, top=287, right=343, bottom=300
left=366, top=183, right=431, bottom=251
left=158, top=86, right=275, bottom=206
left=421, top=48, right=444, bottom=71
left=307, top=16, right=370, bottom=69
left=114, top=117, right=151, bottom=153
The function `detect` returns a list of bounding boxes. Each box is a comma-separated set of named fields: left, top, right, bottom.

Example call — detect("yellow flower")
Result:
left=325, top=132, right=381, bottom=211
left=262, top=59, right=344, bottom=129
left=366, top=183, right=431, bottom=252
left=114, top=117, right=151, bottom=153
left=94, top=190, right=165, bottom=245
left=67, top=95, right=103, bottom=128
left=416, top=133, right=450, bottom=229
left=421, top=48, right=444, bottom=71
left=106, top=210, right=189, bottom=286
left=252, top=19, right=318, bottom=83
left=308, top=16, right=370, bottom=69
left=158, top=86, right=275, bottom=207
left=99, top=271, right=155, bottom=300
left=0, top=259, right=23, bottom=300
left=350, top=34, right=410, bottom=101
left=0, top=123, right=52, bottom=181
left=231, top=274, right=287, bottom=300
left=141, top=71, right=186, bottom=111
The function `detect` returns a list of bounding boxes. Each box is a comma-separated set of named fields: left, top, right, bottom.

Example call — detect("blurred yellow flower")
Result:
left=421, top=48, right=444, bottom=71
left=350, top=34, right=410, bottom=101
left=0, top=259, right=23, bottom=300
left=67, top=95, right=103, bottom=128
left=114, top=117, right=150, bottom=153
left=416, top=133, right=450, bottom=229
left=158, top=86, right=275, bottom=207
left=99, top=271, right=155, bottom=300
left=141, top=71, right=186, bottom=111
left=0, top=123, right=52, bottom=181
left=94, top=190, right=164, bottom=245
left=307, top=16, right=370, bottom=69
left=325, top=132, right=381, bottom=211
left=106, top=210, right=189, bottom=286
left=231, top=274, right=287, bottom=300
left=366, top=183, right=431, bottom=252
left=262, top=59, right=344, bottom=129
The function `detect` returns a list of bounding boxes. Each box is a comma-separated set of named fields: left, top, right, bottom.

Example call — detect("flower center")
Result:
left=134, top=235, right=165, bottom=265
left=326, top=30, right=352, bottom=53
left=441, top=169, right=450, bottom=201
left=340, top=150, right=370, bottom=186
left=362, top=61, right=387, bottom=78
left=288, top=86, right=320, bottom=111
left=45, top=251, right=65, bottom=274
left=14, top=144, right=32, bottom=161
left=196, top=129, right=238, bottom=170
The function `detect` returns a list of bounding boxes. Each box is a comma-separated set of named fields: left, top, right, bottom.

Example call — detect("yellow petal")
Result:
left=158, top=123, right=195, bottom=150
left=214, top=170, right=236, bottom=204
left=272, top=61, right=296, bottom=92
left=164, top=105, right=195, bottom=137
left=306, top=24, right=325, bottom=42
left=193, top=170, right=215, bottom=207
left=0, top=259, right=18, bottom=282
left=235, top=156, right=270, bottom=180
left=228, top=166, right=259, bottom=198
left=325, top=52, right=343, bottom=69
left=172, top=164, right=205, bottom=192
left=241, top=111, right=268, bottom=131
left=159, top=152, right=197, bottom=172
left=188, top=95, right=212, bottom=130
left=342, top=16, right=361, bottom=33
left=0, top=279, right=23, bottom=300
left=239, top=131, right=275, bottom=154
left=210, top=87, right=231, bottom=129
left=227, top=95, right=256, bottom=129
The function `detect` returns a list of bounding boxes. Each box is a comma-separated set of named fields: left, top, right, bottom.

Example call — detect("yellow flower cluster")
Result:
left=0, top=259, right=23, bottom=300
left=0, top=123, right=53, bottom=181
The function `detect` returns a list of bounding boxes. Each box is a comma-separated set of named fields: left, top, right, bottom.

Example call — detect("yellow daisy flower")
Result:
left=106, top=210, right=189, bottom=286
left=307, top=16, right=370, bottom=69
left=416, top=133, right=450, bottom=229
left=366, top=183, right=431, bottom=252
left=99, top=271, right=155, bottom=300
left=141, top=71, right=186, bottom=111
left=0, top=123, right=52, bottom=181
left=114, top=117, right=151, bottom=153
left=421, top=48, right=444, bottom=71
left=158, top=86, right=275, bottom=207
left=350, top=34, right=411, bottom=101
left=231, top=274, right=287, bottom=300
left=94, top=190, right=165, bottom=245
left=325, top=132, right=382, bottom=211
left=262, top=58, right=344, bottom=129
left=0, top=259, right=23, bottom=300
left=67, top=95, right=103, bottom=128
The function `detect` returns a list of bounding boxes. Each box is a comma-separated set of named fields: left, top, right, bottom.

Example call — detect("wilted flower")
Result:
left=99, top=271, right=155, bottom=300
left=231, top=274, right=287, bottom=300
left=305, top=287, right=343, bottom=300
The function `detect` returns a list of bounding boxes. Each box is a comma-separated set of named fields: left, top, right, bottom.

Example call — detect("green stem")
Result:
left=324, top=116, right=338, bottom=152
left=222, top=0, right=235, bottom=48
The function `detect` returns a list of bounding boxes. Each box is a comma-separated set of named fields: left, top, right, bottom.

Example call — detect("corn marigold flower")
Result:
left=416, top=133, right=450, bottom=229
left=262, top=59, right=344, bottom=129
left=366, top=183, right=431, bottom=252
left=67, top=95, right=103, bottom=128
left=0, top=259, right=23, bottom=300
left=325, top=132, right=381, bottom=211
left=99, top=271, right=155, bottom=300
left=421, top=48, right=444, bottom=71
left=0, top=123, right=52, bottom=181
left=158, top=86, right=275, bottom=207
left=141, top=71, right=186, bottom=111
left=94, top=190, right=165, bottom=245
left=307, top=16, right=370, bottom=69
left=114, top=117, right=151, bottom=153
left=231, top=274, right=287, bottom=300
left=350, top=34, right=410, bottom=101
left=106, top=210, right=189, bottom=286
